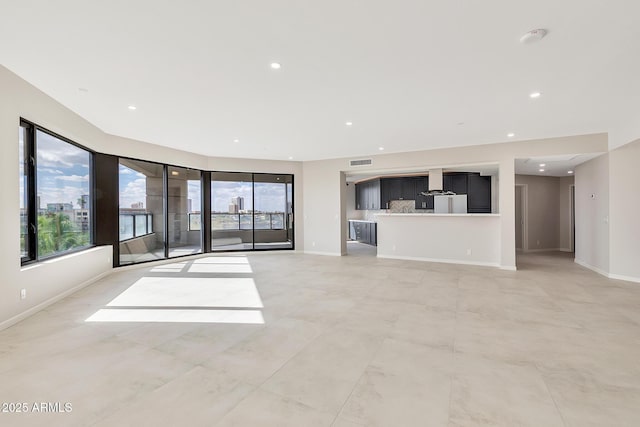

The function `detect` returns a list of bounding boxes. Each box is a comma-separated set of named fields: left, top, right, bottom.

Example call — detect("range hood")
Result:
left=419, top=168, right=456, bottom=196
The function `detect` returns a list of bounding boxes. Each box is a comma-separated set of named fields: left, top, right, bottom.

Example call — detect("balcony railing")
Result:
left=187, top=212, right=287, bottom=231
left=119, top=213, right=153, bottom=241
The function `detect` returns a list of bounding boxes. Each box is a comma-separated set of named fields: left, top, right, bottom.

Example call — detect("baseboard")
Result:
left=0, top=270, right=112, bottom=332
left=499, top=265, right=518, bottom=271
left=574, top=259, right=640, bottom=283
left=377, top=254, right=500, bottom=268
left=574, top=258, right=609, bottom=278
left=303, top=250, right=342, bottom=257
left=608, top=273, right=640, bottom=283
left=524, top=248, right=566, bottom=253
left=557, top=248, right=573, bottom=253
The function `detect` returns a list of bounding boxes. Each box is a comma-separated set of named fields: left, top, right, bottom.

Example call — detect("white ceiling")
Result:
left=1, top=1, right=638, bottom=161
left=515, top=153, right=602, bottom=177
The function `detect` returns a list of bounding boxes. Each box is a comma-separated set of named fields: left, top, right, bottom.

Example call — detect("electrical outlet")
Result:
left=20, top=289, right=26, bottom=300
left=312, top=241, right=316, bottom=247
left=392, top=245, right=396, bottom=251
left=466, top=249, right=472, bottom=255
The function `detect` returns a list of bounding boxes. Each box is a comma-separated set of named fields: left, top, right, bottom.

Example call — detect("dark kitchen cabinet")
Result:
left=349, top=221, right=377, bottom=246
left=401, top=178, right=417, bottom=200
left=355, top=179, right=381, bottom=210
left=443, top=173, right=468, bottom=194
left=467, top=174, right=492, bottom=213
left=414, top=176, right=434, bottom=210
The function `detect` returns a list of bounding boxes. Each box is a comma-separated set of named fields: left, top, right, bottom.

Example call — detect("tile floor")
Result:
left=1, top=250, right=640, bottom=426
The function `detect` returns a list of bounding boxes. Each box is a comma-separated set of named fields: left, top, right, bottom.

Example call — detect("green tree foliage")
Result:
left=37, top=213, right=89, bottom=257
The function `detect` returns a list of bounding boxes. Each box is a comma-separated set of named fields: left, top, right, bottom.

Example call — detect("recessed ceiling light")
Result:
left=171, top=171, right=179, bottom=176
left=378, top=147, right=384, bottom=151
left=568, top=170, right=574, bottom=174
left=539, top=169, right=545, bottom=172
left=345, top=121, right=353, bottom=126
left=128, top=105, right=137, bottom=110
left=530, top=92, right=541, bottom=99
left=288, top=156, right=293, bottom=160
left=520, top=29, right=548, bottom=44
left=539, top=163, right=546, bottom=167
left=270, top=62, right=281, bottom=70
left=507, top=133, right=515, bottom=138
left=233, top=139, right=239, bottom=143
left=78, top=87, right=88, bottom=93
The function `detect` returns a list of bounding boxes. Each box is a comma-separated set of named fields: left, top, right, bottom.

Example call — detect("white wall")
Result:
left=575, top=154, right=610, bottom=274
left=376, top=214, right=501, bottom=267
left=302, top=158, right=345, bottom=256
left=0, top=65, right=303, bottom=327
left=609, top=138, right=640, bottom=282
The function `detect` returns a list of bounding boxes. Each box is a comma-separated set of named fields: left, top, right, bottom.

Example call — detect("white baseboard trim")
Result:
left=303, top=250, right=342, bottom=257
left=608, top=273, right=640, bottom=283
left=575, top=259, right=640, bottom=283
left=557, top=248, right=573, bottom=253
left=574, top=259, right=609, bottom=277
left=0, top=270, right=112, bottom=332
left=377, top=254, right=500, bottom=268
left=499, top=265, right=518, bottom=271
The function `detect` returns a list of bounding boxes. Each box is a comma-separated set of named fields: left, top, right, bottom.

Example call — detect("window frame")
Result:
left=20, top=118, right=95, bottom=266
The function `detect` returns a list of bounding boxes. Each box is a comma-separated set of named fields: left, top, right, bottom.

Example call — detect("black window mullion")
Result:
left=163, top=165, right=169, bottom=259
left=26, top=123, right=37, bottom=262
left=251, top=174, right=255, bottom=250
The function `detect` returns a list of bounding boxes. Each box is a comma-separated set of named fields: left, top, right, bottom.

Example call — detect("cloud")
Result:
left=119, top=178, right=148, bottom=209
left=55, top=174, right=89, bottom=182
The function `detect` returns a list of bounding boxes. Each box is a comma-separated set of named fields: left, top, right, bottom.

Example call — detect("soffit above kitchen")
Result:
left=1, top=1, right=638, bottom=161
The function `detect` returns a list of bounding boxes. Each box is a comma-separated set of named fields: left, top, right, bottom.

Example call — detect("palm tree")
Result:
left=38, top=213, right=87, bottom=256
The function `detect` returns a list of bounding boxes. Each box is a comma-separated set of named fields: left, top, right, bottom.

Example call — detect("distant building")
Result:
left=229, top=196, right=244, bottom=214
left=80, top=194, right=90, bottom=209
left=74, top=209, right=90, bottom=231
left=231, top=196, right=244, bottom=211
left=131, top=201, right=144, bottom=209
left=47, top=203, right=73, bottom=213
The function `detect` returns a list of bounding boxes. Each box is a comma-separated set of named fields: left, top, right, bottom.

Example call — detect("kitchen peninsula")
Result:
left=375, top=213, right=501, bottom=267
left=349, top=168, right=501, bottom=266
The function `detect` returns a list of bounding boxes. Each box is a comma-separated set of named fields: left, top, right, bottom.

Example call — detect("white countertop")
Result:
left=376, top=213, right=500, bottom=217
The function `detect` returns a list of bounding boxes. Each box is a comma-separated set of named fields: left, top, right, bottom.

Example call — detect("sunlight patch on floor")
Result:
left=105, top=277, right=263, bottom=308
left=85, top=308, right=264, bottom=324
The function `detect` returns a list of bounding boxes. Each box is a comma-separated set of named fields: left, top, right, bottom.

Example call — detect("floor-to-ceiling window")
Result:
left=168, top=166, right=202, bottom=257
left=211, top=172, right=254, bottom=251
left=253, top=173, right=294, bottom=249
left=118, top=159, right=165, bottom=265
left=19, top=119, right=93, bottom=264
left=210, top=172, right=294, bottom=251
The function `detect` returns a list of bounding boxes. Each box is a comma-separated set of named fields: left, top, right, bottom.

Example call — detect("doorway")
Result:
left=570, top=184, right=575, bottom=253
left=514, top=184, right=527, bottom=251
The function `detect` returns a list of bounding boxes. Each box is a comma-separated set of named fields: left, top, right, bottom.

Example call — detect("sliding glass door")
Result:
left=168, top=166, right=202, bottom=257
left=253, top=174, right=293, bottom=249
left=211, top=172, right=294, bottom=251
left=211, top=172, right=254, bottom=251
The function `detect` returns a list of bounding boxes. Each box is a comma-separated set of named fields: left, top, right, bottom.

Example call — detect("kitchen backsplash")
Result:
left=389, top=200, right=416, bottom=213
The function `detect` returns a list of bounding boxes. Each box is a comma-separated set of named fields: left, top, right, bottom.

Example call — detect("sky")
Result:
left=119, top=167, right=290, bottom=213
left=33, top=130, right=90, bottom=209
left=21, top=127, right=291, bottom=214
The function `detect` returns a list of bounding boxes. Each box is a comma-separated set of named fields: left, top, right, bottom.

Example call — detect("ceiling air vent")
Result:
left=349, top=158, right=373, bottom=167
